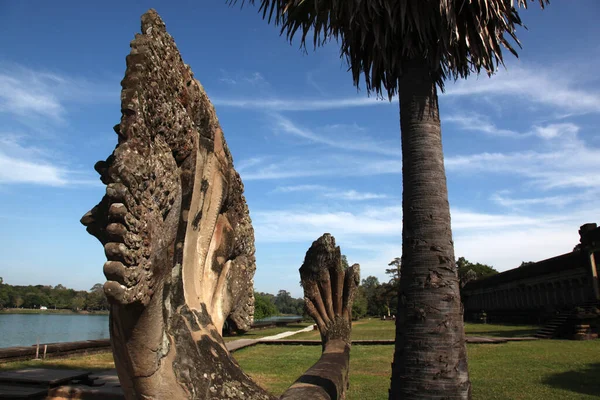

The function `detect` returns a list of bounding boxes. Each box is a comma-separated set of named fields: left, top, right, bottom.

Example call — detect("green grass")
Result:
left=0, top=352, right=115, bottom=371
left=222, top=323, right=313, bottom=342
left=291, top=319, right=395, bottom=340
left=468, top=340, right=600, bottom=400
left=291, top=319, right=539, bottom=340
left=3, top=319, right=597, bottom=399
left=234, top=340, right=600, bottom=400
left=464, top=322, right=539, bottom=338
left=233, top=344, right=393, bottom=399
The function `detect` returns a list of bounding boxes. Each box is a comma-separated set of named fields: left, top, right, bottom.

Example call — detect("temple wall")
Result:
left=461, top=228, right=600, bottom=323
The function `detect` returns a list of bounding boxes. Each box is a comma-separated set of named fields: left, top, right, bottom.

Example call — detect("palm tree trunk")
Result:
left=389, top=59, right=471, bottom=399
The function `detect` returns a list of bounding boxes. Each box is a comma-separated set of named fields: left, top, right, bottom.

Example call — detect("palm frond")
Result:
left=228, top=0, right=549, bottom=98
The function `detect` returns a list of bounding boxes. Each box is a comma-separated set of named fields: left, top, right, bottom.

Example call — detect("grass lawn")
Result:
left=222, top=323, right=313, bottom=342
left=0, top=352, right=115, bottom=371
left=2, top=320, right=598, bottom=399
left=233, top=340, right=600, bottom=400
left=292, top=319, right=539, bottom=340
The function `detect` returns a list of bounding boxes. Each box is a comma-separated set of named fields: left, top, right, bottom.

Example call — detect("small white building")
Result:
left=39, top=306, right=47, bottom=310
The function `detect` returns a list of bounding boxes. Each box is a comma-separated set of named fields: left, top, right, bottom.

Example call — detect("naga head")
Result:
left=81, top=9, right=256, bottom=332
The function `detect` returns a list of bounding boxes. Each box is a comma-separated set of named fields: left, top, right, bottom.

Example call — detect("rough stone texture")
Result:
left=81, top=9, right=271, bottom=400
left=82, top=10, right=359, bottom=400
left=283, top=234, right=360, bottom=399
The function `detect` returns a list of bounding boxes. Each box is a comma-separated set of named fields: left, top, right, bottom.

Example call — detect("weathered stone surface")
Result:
left=284, top=234, right=360, bottom=400
left=82, top=9, right=359, bottom=400
left=82, top=9, right=269, bottom=399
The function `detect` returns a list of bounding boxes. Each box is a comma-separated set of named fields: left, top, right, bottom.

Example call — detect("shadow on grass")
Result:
left=0, top=353, right=115, bottom=372
left=542, top=362, right=600, bottom=397
left=466, top=329, right=538, bottom=338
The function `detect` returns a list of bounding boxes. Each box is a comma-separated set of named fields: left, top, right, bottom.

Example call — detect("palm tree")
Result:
left=229, top=1, right=547, bottom=398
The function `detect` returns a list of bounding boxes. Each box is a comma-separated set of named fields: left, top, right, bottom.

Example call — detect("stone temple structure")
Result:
left=462, top=223, right=600, bottom=337
left=81, top=9, right=358, bottom=399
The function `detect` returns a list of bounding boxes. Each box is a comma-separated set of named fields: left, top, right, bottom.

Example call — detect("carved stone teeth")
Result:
left=109, top=203, right=128, bottom=219
left=104, top=242, right=137, bottom=265
left=103, top=261, right=129, bottom=285
left=103, top=281, right=128, bottom=303
left=106, top=183, right=130, bottom=203
left=106, top=222, right=128, bottom=238
left=80, top=210, right=95, bottom=226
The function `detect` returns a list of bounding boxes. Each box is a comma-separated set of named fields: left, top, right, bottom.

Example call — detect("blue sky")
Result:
left=1, top=1, right=599, bottom=298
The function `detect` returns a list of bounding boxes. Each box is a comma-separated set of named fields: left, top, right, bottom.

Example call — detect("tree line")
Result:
left=1, top=256, right=499, bottom=317
left=0, top=278, right=108, bottom=311
left=255, top=256, right=498, bottom=321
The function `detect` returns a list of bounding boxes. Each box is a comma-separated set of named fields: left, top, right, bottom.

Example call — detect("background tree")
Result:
left=231, top=0, right=547, bottom=397
left=70, top=294, right=86, bottom=311
left=253, top=291, right=278, bottom=320
left=519, top=261, right=536, bottom=268
left=361, top=276, right=382, bottom=316
left=86, top=283, right=109, bottom=311
left=352, top=286, right=368, bottom=320
left=274, top=290, right=294, bottom=314
left=0, top=278, right=8, bottom=308
left=457, top=257, right=499, bottom=288
left=386, top=257, right=402, bottom=287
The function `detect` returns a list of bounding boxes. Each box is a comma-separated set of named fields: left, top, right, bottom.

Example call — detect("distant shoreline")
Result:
left=0, top=308, right=109, bottom=315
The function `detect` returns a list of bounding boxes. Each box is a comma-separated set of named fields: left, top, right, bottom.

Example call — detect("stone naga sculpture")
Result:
left=283, top=234, right=360, bottom=400
left=81, top=9, right=358, bottom=399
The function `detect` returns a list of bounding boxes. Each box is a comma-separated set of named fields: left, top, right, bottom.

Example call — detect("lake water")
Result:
left=0, top=314, right=109, bottom=348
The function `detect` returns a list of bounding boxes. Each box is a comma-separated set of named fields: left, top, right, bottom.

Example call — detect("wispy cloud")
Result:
left=445, top=113, right=581, bottom=143
left=0, top=152, right=68, bottom=186
left=274, top=184, right=389, bottom=201
left=0, top=133, right=96, bottom=186
left=238, top=155, right=402, bottom=181
left=446, top=122, right=600, bottom=190
left=253, top=205, right=402, bottom=243
left=212, top=96, right=391, bottom=111
left=0, top=63, right=116, bottom=123
left=445, top=64, right=600, bottom=115
left=272, top=114, right=398, bottom=156
left=274, top=184, right=328, bottom=193
left=252, top=201, right=598, bottom=273
left=325, top=190, right=388, bottom=201
left=306, top=71, right=328, bottom=96
left=218, top=70, right=269, bottom=87
left=444, top=114, right=521, bottom=138
left=490, top=191, right=595, bottom=210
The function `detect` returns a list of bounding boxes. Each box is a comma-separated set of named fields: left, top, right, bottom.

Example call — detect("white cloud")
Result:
left=273, top=184, right=389, bottom=201
left=253, top=205, right=402, bottom=244
left=239, top=155, right=402, bottom=181
left=444, top=114, right=521, bottom=138
left=252, top=202, right=598, bottom=273
left=0, top=133, right=95, bottom=186
left=445, top=114, right=581, bottom=144
left=445, top=122, right=600, bottom=190
left=212, top=96, right=391, bottom=111
left=325, top=190, right=388, bottom=201
left=0, top=152, right=68, bottom=186
left=490, top=191, right=595, bottom=210
left=235, top=157, right=265, bottom=173
left=445, top=64, right=600, bottom=115
left=274, top=184, right=328, bottom=193
left=0, top=63, right=116, bottom=123
left=272, top=114, right=398, bottom=156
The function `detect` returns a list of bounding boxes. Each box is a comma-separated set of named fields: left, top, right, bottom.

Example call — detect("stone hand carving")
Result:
left=81, top=9, right=270, bottom=399
left=282, top=234, right=360, bottom=400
